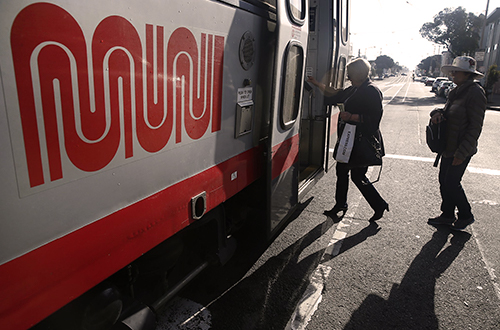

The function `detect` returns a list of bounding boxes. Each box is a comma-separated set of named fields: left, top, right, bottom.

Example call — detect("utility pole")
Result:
left=479, top=0, right=490, bottom=76
left=480, top=0, right=490, bottom=49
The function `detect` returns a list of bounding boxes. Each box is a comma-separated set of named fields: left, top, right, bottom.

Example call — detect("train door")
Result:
left=299, top=0, right=350, bottom=197
left=267, top=0, right=309, bottom=237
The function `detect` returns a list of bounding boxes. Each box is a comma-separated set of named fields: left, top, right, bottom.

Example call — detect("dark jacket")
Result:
left=324, top=79, right=384, bottom=136
left=431, top=80, right=486, bottom=160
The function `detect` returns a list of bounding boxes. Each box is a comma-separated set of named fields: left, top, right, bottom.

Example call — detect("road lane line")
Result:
left=470, top=225, right=500, bottom=301
left=329, top=152, right=500, bottom=175
left=383, top=82, right=407, bottom=106
left=467, top=167, right=500, bottom=176
left=383, top=154, right=500, bottom=176
left=402, top=79, right=411, bottom=103
left=327, top=153, right=500, bottom=176
left=384, top=154, right=435, bottom=163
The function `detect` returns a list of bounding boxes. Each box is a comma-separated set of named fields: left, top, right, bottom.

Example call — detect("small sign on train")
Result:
left=237, top=87, right=253, bottom=102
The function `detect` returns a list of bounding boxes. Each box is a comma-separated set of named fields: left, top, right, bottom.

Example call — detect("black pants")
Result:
left=439, top=156, right=472, bottom=219
left=335, top=163, right=386, bottom=211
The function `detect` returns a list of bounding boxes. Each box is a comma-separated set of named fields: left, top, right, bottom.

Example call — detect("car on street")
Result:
left=444, top=82, right=457, bottom=98
left=431, top=77, right=450, bottom=93
left=425, top=78, right=435, bottom=86
left=436, top=81, right=453, bottom=97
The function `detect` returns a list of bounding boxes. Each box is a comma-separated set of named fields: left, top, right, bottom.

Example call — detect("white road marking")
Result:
left=384, top=154, right=500, bottom=176
left=467, top=167, right=500, bottom=176
left=383, top=82, right=407, bottom=106
left=402, top=79, right=411, bottom=103
left=384, top=154, right=435, bottom=163
left=473, top=200, right=499, bottom=206
left=471, top=226, right=500, bottom=301
left=328, top=151, right=500, bottom=176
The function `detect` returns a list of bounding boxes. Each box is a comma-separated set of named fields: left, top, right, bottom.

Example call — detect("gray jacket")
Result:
left=431, top=80, right=486, bottom=160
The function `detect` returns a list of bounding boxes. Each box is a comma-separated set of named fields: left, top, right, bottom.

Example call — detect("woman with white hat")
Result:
left=428, top=56, right=486, bottom=230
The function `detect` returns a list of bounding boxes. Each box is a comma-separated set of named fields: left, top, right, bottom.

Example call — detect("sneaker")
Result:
left=452, top=216, right=475, bottom=231
left=427, top=215, right=455, bottom=226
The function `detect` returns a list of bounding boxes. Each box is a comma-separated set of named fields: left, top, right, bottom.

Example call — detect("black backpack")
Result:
left=426, top=118, right=446, bottom=167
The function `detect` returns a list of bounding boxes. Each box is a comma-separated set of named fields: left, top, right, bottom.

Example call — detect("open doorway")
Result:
left=298, top=0, right=350, bottom=198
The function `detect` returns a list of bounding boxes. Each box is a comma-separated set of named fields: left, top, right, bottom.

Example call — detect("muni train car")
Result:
left=0, top=0, right=350, bottom=328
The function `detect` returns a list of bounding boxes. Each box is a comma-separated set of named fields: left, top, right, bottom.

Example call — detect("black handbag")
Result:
left=426, top=120, right=446, bottom=153
left=426, top=119, right=446, bottom=167
left=349, top=129, right=384, bottom=168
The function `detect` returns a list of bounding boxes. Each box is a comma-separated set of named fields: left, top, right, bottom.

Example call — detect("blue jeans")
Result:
left=439, top=156, right=472, bottom=219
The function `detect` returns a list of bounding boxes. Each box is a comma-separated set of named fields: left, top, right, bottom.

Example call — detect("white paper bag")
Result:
left=335, top=123, right=356, bottom=163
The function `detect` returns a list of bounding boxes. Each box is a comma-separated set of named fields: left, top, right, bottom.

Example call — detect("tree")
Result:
left=420, top=7, right=484, bottom=57
left=418, top=55, right=442, bottom=75
left=486, top=64, right=500, bottom=96
left=393, top=62, right=403, bottom=73
left=374, top=55, right=395, bottom=76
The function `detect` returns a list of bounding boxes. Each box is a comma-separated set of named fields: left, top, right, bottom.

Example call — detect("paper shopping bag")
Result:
left=334, top=123, right=356, bottom=163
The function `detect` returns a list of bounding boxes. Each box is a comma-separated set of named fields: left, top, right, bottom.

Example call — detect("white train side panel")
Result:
left=0, top=1, right=272, bottom=328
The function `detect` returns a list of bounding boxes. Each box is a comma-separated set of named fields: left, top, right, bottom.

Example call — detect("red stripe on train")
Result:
left=271, top=134, right=299, bottom=180
left=0, top=146, right=263, bottom=329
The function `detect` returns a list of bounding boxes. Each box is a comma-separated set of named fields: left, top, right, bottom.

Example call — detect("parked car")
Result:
left=436, top=81, right=453, bottom=97
left=432, top=77, right=450, bottom=92
left=444, top=83, right=457, bottom=98
left=425, top=78, right=435, bottom=86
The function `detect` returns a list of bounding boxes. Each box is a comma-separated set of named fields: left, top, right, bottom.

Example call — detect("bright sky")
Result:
left=350, top=0, right=500, bottom=69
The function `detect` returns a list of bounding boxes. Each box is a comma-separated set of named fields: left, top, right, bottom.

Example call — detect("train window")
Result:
left=335, top=56, right=347, bottom=89
left=281, top=43, right=304, bottom=129
left=341, top=0, right=349, bottom=44
left=287, top=0, right=306, bottom=25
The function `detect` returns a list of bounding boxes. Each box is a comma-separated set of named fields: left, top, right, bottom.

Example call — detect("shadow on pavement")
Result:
left=179, top=197, right=339, bottom=329
left=343, top=228, right=471, bottom=330
left=319, top=221, right=381, bottom=263
left=338, top=222, right=381, bottom=255
left=199, top=197, right=342, bottom=330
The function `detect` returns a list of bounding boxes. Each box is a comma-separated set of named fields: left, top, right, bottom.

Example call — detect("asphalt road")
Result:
left=156, top=76, right=500, bottom=330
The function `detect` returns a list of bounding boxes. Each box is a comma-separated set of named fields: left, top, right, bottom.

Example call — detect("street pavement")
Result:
left=287, top=77, right=500, bottom=330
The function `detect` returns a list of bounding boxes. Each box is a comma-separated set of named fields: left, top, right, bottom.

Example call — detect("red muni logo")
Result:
left=10, top=3, right=224, bottom=190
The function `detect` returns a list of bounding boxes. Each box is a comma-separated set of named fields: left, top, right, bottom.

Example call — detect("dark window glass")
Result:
left=335, top=56, right=347, bottom=89
left=281, top=44, right=304, bottom=129
left=289, top=0, right=304, bottom=21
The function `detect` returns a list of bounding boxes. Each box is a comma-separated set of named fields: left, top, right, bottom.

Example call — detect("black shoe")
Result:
left=452, top=216, right=475, bottom=231
left=324, top=204, right=348, bottom=218
left=369, top=203, right=389, bottom=222
left=427, top=215, right=455, bottom=226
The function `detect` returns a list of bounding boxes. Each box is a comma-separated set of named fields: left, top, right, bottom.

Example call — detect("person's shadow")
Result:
left=198, top=203, right=383, bottom=329
left=343, top=228, right=471, bottom=330
left=321, top=221, right=381, bottom=263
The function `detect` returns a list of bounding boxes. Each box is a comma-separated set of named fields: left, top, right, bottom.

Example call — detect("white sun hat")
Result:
left=441, top=56, right=484, bottom=78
